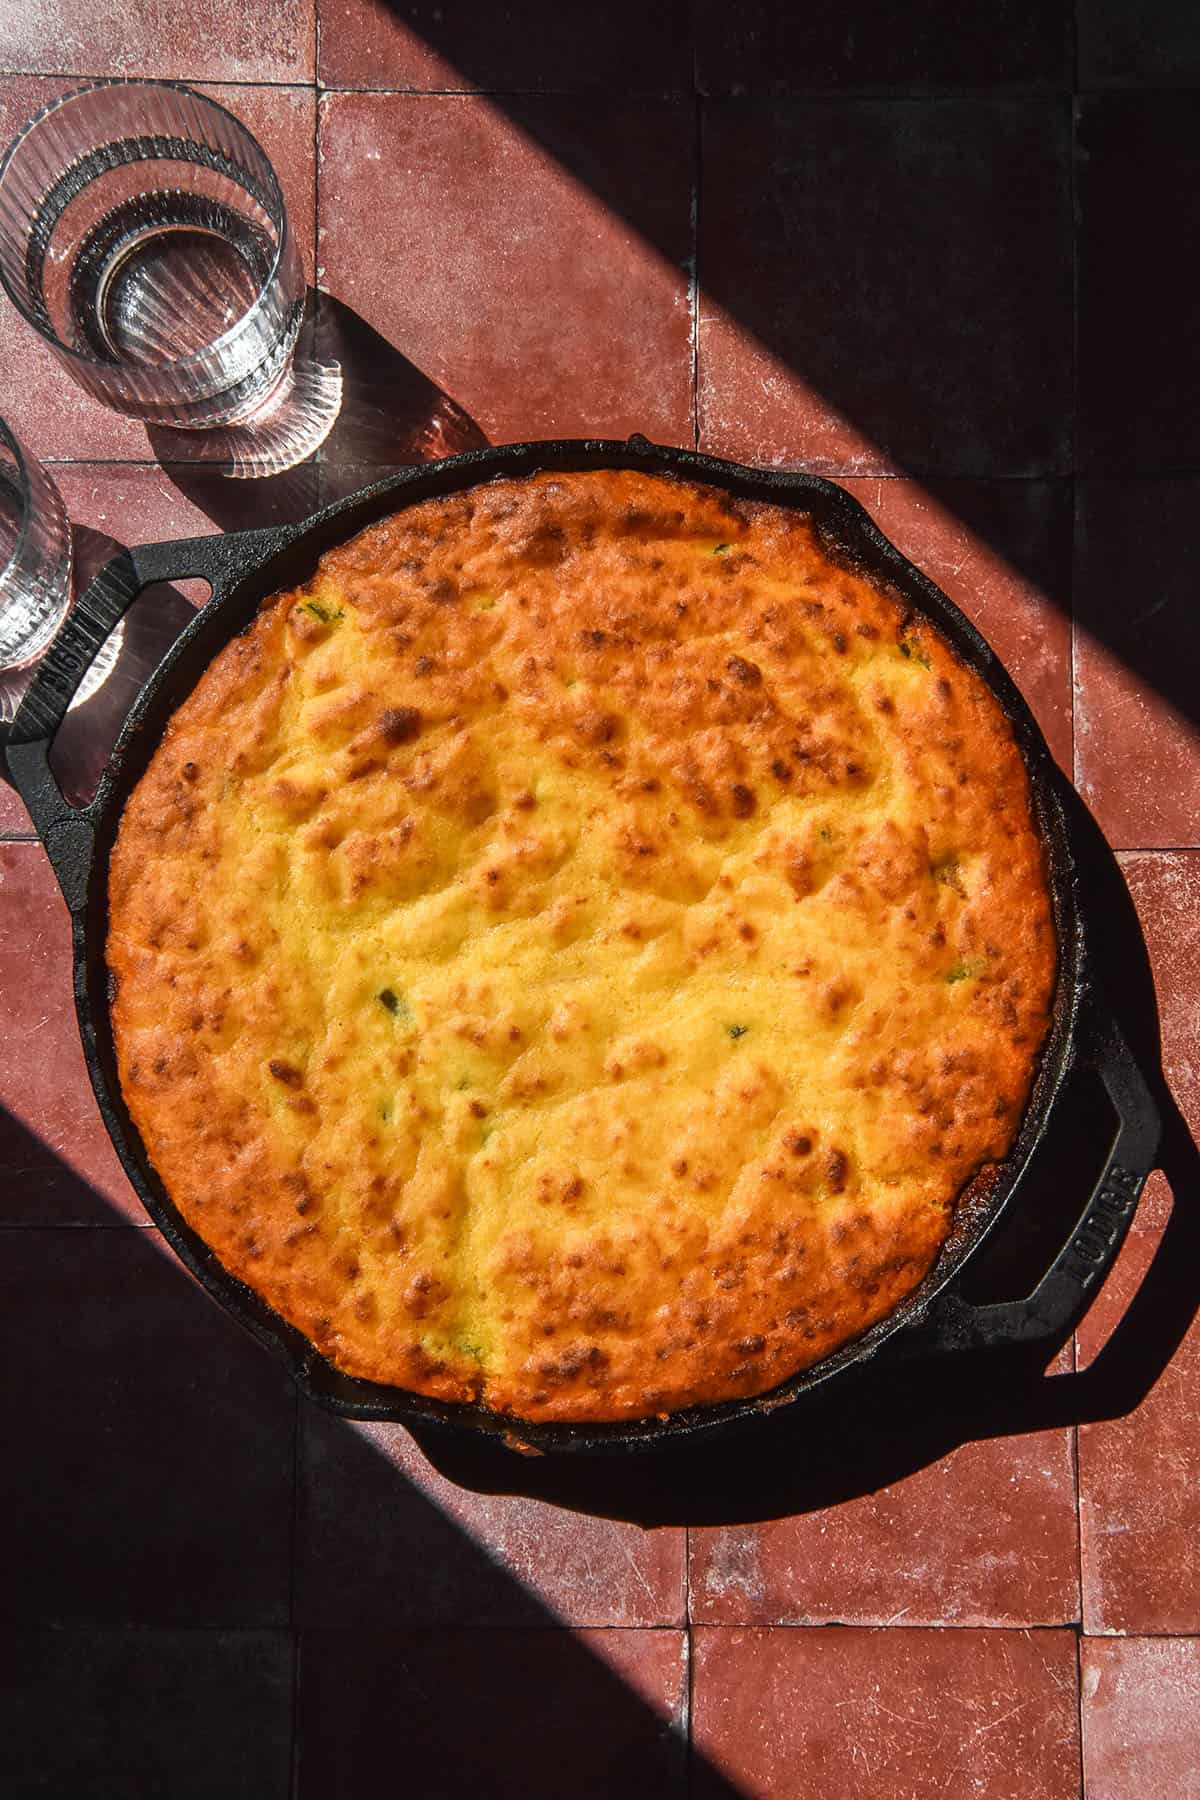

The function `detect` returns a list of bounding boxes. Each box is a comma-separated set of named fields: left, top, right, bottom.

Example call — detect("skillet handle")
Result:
left=906, top=999, right=1161, bottom=1356
left=3, top=529, right=289, bottom=911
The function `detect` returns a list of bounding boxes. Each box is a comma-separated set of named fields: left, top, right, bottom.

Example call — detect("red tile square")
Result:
left=317, top=94, right=694, bottom=445
left=696, top=0, right=1070, bottom=94
left=691, top=1626, right=1081, bottom=1800
left=297, top=1407, right=686, bottom=1627
left=1074, top=481, right=1200, bottom=850
left=1077, top=97, right=1200, bottom=472
left=689, top=1398, right=1079, bottom=1627
left=2, top=1630, right=293, bottom=1800
left=842, top=478, right=1073, bottom=771
left=1079, top=1, right=1200, bottom=88
left=0, top=0, right=313, bottom=81
left=317, top=0, right=691, bottom=93
left=1082, top=1637, right=1200, bottom=1800
left=297, top=1627, right=687, bottom=1798
left=0, top=1227, right=295, bottom=1624
left=1077, top=853, right=1200, bottom=1635
left=698, top=100, right=1071, bottom=477
left=0, top=843, right=137, bottom=1221
left=0, top=79, right=317, bottom=462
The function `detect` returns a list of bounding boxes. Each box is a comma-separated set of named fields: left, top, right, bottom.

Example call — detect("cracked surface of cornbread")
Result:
left=107, top=470, right=1055, bottom=1422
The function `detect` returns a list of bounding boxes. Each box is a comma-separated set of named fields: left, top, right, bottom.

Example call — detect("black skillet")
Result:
left=3, top=437, right=1162, bottom=1454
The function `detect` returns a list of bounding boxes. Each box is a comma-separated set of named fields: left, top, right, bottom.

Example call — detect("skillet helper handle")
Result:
left=911, top=1000, right=1161, bottom=1355
left=4, top=530, right=288, bottom=911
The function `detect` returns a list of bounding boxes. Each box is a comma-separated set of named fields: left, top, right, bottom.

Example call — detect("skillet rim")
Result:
left=22, top=438, right=1093, bottom=1453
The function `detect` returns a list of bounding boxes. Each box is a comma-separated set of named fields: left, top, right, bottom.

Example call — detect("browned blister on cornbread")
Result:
left=107, top=471, right=1055, bottom=1421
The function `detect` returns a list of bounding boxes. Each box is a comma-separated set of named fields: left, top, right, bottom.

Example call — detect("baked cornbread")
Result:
left=107, top=470, right=1055, bottom=1423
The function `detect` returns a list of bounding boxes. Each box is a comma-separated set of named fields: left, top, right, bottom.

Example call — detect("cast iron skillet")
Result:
left=4, top=437, right=1162, bottom=1454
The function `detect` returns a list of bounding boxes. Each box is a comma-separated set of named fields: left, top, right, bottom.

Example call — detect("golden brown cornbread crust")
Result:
left=107, top=470, right=1055, bottom=1423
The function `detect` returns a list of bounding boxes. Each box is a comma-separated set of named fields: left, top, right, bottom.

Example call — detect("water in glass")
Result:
left=0, top=82, right=304, bottom=430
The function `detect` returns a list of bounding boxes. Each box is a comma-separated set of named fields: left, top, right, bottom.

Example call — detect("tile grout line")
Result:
left=0, top=1221, right=158, bottom=1229
left=669, top=1620, right=1109, bottom=1634
left=0, top=69, right=316, bottom=89
left=1070, top=1250, right=1087, bottom=1647
left=33, top=79, right=1128, bottom=98
left=3, top=1616, right=1193, bottom=1638
left=1114, top=846, right=1200, bottom=857
left=1075, top=1629, right=1088, bottom=1799
left=313, top=84, right=1199, bottom=101
left=1071, top=1416, right=1087, bottom=1776
left=4, top=68, right=1200, bottom=101
left=312, top=13, right=321, bottom=274
left=0, top=70, right=703, bottom=98
left=10, top=71, right=1169, bottom=102
left=684, top=1620, right=695, bottom=1799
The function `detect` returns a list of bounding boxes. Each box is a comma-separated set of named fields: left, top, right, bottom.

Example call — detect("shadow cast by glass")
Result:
left=146, top=289, right=488, bottom=535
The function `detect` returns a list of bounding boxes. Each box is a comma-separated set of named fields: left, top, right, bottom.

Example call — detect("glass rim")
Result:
left=0, top=417, right=36, bottom=599
left=0, top=77, right=294, bottom=381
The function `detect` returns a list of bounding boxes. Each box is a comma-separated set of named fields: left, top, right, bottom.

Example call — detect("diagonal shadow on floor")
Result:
left=354, top=3, right=1200, bottom=746
left=0, top=1094, right=736, bottom=1799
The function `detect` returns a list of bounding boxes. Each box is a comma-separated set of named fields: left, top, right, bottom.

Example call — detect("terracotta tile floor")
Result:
left=1, top=4, right=1198, bottom=1794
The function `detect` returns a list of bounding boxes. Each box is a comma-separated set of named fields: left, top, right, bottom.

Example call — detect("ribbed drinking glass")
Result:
left=0, top=417, right=72, bottom=674
left=0, top=80, right=307, bottom=435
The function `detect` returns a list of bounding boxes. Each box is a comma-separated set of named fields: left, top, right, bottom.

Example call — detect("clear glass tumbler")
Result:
left=0, top=418, right=72, bottom=673
left=0, top=80, right=306, bottom=434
